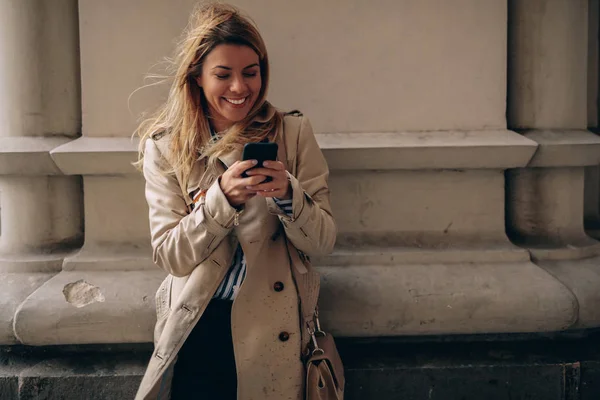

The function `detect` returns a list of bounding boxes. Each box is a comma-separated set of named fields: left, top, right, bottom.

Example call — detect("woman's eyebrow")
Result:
left=211, top=63, right=259, bottom=70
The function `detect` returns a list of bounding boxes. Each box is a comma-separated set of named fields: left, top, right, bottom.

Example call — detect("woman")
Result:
left=134, top=3, right=336, bottom=399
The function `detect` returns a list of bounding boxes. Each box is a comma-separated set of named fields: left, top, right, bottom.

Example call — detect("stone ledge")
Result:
left=5, top=130, right=600, bottom=175
left=0, top=251, right=78, bottom=274
left=50, top=137, right=140, bottom=175
left=61, top=244, right=154, bottom=271
left=0, top=137, right=73, bottom=175
left=527, top=241, right=600, bottom=262
left=319, top=130, right=538, bottom=170
left=521, top=130, right=600, bottom=167
left=315, top=243, right=531, bottom=266
left=46, top=130, right=538, bottom=175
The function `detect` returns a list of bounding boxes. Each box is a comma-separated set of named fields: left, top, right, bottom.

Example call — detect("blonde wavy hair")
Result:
left=134, top=2, right=281, bottom=185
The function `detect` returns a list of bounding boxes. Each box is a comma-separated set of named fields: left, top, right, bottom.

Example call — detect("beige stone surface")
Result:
left=57, top=176, right=153, bottom=272
left=508, top=0, right=588, bottom=129
left=521, top=130, right=600, bottom=167
left=0, top=137, right=71, bottom=175
left=315, top=245, right=531, bottom=266
left=50, top=137, right=139, bottom=175
left=537, top=255, right=600, bottom=329
left=0, top=273, right=57, bottom=344
left=13, top=270, right=165, bottom=345
left=506, top=167, right=596, bottom=248
left=10, top=256, right=581, bottom=343
left=319, top=261, right=577, bottom=336
left=81, top=176, right=149, bottom=247
left=79, top=0, right=507, bottom=137
left=588, top=0, right=599, bottom=127
left=0, top=176, right=82, bottom=255
left=48, top=131, right=538, bottom=175
left=62, top=245, right=153, bottom=272
left=319, top=130, right=537, bottom=170
left=331, top=169, right=509, bottom=248
left=0, top=0, right=80, bottom=137
left=585, top=166, right=600, bottom=233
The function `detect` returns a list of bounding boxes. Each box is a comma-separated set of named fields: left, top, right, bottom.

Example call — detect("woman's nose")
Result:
left=230, top=75, right=246, bottom=93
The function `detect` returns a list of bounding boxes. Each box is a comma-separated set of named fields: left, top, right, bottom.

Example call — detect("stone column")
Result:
left=507, top=0, right=600, bottom=328
left=585, top=0, right=600, bottom=240
left=0, top=0, right=82, bottom=344
left=9, top=0, right=167, bottom=343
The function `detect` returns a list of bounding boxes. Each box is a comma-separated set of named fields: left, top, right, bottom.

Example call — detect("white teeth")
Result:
left=225, top=97, right=247, bottom=105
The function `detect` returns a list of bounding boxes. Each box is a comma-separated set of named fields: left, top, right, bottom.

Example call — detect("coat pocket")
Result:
left=154, top=275, right=173, bottom=345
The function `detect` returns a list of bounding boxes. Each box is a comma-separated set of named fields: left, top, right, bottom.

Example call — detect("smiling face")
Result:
left=197, top=44, right=262, bottom=133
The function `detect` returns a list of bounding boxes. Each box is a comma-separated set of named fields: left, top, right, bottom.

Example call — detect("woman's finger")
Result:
left=230, top=159, right=259, bottom=177
left=261, top=160, right=286, bottom=171
left=238, top=175, right=268, bottom=187
left=248, top=181, right=279, bottom=192
left=245, top=167, right=278, bottom=177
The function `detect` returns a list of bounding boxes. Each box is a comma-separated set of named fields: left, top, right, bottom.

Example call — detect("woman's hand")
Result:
left=219, top=160, right=267, bottom=207
left=245, top=161, right=292, bottom=199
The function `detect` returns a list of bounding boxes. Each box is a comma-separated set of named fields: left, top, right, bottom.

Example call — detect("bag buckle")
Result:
left=307, top=320, right=324, bottom=356
left=307, top=310, right=327, bottom=357
left=314, top=308, right=326, bottom=337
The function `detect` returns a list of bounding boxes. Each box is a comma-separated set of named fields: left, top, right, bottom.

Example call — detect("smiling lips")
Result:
left=224, top=96, right=248, bottom=106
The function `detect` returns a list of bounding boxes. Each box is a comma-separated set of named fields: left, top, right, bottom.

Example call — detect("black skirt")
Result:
left=170, top=299, right=237, bottom=399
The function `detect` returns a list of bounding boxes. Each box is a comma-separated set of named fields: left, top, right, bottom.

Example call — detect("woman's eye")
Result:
left=243, top=72, right=258, bottom=78
left=216, top=74, right=230, bottom=80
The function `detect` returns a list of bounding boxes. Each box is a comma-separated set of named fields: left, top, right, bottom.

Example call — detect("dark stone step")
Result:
left=1, top=331, right=599, bottom=400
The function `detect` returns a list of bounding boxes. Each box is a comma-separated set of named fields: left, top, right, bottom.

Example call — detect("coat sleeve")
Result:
left=143, top=138, right=237, bottom=277
left=266, top=116, right=337, bottom=256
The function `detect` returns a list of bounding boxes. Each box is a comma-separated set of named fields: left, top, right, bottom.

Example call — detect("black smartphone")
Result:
left=241, top=142, right=279, bottom=181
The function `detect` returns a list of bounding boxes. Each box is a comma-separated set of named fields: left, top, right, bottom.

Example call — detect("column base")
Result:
left=13, top=270, right=166, bottom=345
left=317, top=248, right=577, bottom=336
left=0, top=273, right=57, bottom=344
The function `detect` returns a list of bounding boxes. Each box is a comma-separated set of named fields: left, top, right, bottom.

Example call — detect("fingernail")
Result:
left=251, top=160, right=258, bottom=165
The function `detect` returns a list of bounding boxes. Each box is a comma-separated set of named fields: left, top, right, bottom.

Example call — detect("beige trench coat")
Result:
left=135, top=111, right=336, bottom=400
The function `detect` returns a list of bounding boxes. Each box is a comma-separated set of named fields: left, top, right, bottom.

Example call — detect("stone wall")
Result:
left=0, top=0, right=599, bottom=348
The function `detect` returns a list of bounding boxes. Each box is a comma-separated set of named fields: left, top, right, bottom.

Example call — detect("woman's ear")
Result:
left=195, top=76, right=202, bottom=87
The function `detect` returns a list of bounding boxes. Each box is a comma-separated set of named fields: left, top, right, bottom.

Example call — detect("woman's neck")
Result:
left=208, top=114, right=233, bottom=134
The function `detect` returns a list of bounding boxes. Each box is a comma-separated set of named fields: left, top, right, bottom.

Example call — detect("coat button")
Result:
left=273, top=281, right=284, bottom=292
left=278, top=332, right=290, bottom=342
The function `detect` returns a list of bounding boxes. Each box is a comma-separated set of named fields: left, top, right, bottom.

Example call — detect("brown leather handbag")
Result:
left=304, top=307, right=345, bottom=400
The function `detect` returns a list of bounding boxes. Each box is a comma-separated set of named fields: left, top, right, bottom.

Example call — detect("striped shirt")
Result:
left=203, top=129, right=293, bottom=300
left=213, top=197, right=292, bottom=300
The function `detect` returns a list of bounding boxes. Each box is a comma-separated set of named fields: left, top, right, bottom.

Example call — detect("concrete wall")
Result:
left=81, top=0, right=507, bottom=136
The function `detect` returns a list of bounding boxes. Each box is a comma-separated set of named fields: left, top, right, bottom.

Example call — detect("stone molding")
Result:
left=2, top=129, right=537, bottom=176
left=0, top=137, right=73, bottom=175
left=521, top=130, right=600, bottom=167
